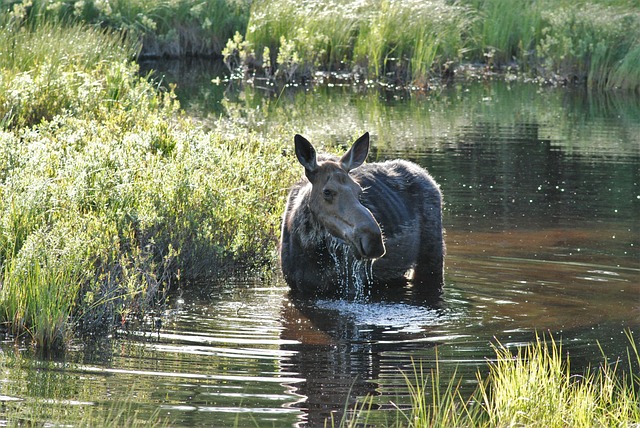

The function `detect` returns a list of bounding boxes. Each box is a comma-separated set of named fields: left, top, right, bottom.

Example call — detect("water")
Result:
left=1, top=64, right=639, bottom=426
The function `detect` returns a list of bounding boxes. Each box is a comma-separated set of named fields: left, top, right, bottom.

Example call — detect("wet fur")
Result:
left=280, top=154, right=444, bottom=296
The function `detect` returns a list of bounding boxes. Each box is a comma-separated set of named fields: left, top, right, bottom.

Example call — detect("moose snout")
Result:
left=359, top=232, right=386, bottom=259
left=351, top=224, right=385, bottom=260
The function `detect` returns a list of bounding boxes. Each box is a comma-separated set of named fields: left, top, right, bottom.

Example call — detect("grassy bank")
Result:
left=242, top=0, right=640, bottom=90
left=0, top=19, right=297, bottom=349
left=340, top=332, right=640, bottom=427
left=4, top=0, right=250, bottom=57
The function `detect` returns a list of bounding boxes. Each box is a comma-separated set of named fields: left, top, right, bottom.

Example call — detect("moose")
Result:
left=279, top=132, right=444, bottom=297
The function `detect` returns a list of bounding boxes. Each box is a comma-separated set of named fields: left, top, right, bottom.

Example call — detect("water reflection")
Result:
left=280, top=290, right=447, bottom=426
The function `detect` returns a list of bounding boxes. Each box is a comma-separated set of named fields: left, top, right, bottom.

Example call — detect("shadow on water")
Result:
left=279, top=289, right=447, bottom=426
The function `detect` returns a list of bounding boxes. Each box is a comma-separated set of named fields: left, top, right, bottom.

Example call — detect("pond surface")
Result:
left=2, top=62, right=639, bottom=427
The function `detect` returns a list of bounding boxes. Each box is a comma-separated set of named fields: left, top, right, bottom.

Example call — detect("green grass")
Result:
left=239, top=0, right=640, bottom=90
left=3, top=0, right=250, bottom=57
left=479, top=332, right=640, bottom=427
left=0, top=19, right=298, bottom=350
left=341, top=331, right=640, bottom=427
left=245, top=0, right=470, bottom=83
left=4, top=0, right=638, bottom=88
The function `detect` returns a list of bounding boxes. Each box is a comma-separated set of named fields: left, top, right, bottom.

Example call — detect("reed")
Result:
left=480, top=333, right=640, bottom=427
left=241, top=0, right=640, bottom=90
left=4, top=0, right=250, bottom=57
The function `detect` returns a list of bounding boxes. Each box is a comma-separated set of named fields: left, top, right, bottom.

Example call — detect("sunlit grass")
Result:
left=342, top=331, right=640, bottom=427
left=240, top=0, right=640, bottom=90
left=0, top=18, right=298, bottom=350
left=481, top=332, right=640, bottom=427
left=3, top=0, right=250, bottom=57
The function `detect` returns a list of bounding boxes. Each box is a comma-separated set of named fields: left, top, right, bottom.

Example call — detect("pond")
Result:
left=2, top=60, right=639, bottom=427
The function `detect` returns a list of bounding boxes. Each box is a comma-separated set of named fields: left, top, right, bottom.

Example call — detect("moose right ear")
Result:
left=294, top=134, right=318, bottom=173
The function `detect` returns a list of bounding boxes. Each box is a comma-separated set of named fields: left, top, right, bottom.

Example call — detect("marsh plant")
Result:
left=0, top=19, right=297, bottom=349
left=341, top=332, right=640, bottom=427
left=2, top=0, right=251, bottom=57
left=233, top=0, right=640, bottom=90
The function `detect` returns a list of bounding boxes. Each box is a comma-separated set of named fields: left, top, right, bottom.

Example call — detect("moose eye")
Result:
left=322, top=189, right=334, bottom=201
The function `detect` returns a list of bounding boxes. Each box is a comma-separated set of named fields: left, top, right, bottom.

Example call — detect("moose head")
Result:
left=294, top=132, right=386, bottom=260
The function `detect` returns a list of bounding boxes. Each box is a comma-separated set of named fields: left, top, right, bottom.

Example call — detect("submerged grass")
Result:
left=342, top=331, right=640, bottom=427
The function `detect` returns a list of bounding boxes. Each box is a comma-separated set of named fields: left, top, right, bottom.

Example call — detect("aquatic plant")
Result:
left=480, top=332, right=640, bottom=427
left=342, top=331, right=640, bottom=427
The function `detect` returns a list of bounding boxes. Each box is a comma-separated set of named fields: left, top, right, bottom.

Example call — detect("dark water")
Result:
left=1, top=63, right=639, bottom=426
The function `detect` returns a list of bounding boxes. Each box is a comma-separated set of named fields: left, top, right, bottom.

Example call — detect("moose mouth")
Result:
left=330, top=235, right=385, bottom=261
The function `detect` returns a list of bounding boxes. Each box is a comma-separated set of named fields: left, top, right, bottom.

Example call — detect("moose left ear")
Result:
left=294, top=134, right=318, bottom=173
left=340, top=132, right=370, bottom=172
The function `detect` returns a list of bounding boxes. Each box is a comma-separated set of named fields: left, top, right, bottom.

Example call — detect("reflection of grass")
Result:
left=0, top=350, right=170, bottom=426
left=344, top=331, right=640, bottom=427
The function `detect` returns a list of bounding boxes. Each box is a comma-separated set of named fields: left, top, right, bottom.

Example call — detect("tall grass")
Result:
left=239, top=0, right=640, bottom=90
left=0, top=19, right=298, bottom=349
left=480, top=332, right=640, bottom=427
left=245, top=0, right=470, bottom=83
left=342, top=332, right=640, bottom=427
left=3, top=0, right=250, bottom=57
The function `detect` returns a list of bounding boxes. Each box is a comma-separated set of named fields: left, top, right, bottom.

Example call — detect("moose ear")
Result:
left=294, top=134, right=318, bottom=173
left=340, top=132, right=369, bottom=172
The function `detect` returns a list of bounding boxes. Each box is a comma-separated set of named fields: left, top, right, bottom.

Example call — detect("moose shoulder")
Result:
left=279, top=132, right=444, bottom=297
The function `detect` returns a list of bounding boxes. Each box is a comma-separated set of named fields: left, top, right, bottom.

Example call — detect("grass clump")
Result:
left=480, top=332, right=640, bottom=427
left=0, top=19, right=298, bottom=350
left=342, top=331, right=640, bottom=427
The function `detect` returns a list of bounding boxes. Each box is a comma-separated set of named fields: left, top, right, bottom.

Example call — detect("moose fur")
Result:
left=279, top=132, right=444, bottom=297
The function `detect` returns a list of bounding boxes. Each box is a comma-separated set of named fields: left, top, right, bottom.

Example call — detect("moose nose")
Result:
left=360, top=234, right=385, bottom=259
left=356, top=227, right=385, bottom=259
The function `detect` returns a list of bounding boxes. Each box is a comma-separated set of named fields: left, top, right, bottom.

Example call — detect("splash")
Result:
left=327, top=238, right=374, bottom=301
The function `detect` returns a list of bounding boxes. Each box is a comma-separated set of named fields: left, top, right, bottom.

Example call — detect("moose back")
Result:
left=279, top=132, right=444, bottom=297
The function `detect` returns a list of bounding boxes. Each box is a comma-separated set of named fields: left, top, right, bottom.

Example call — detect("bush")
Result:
left=0, top=20, right=298, bottom=349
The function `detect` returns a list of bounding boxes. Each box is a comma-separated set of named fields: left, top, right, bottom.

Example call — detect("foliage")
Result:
left=479, top=332, right=640, bottom=427
left=1, top=0, right=251, bottom=57
left=245, top=0, right=470, bottom=84
left=239, top=0, right=640, bottom=90
left=342, top=332, right=640, bottom=427
left=0, top=20, right=298, bottom=349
